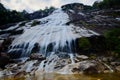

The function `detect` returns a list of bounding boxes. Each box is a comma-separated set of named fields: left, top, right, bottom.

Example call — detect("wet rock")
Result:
left=1, top=38, right=13, bottom=52
left=0, top=71, right=4, bottom=78
left=58, top=63, right=80, bottom=74
left=0, top=40, right=4, bottom=52
left=104, top=70, right=111, bottom=73
left=31, top=43, right=40, bottom=53
left=58, top=60, right=98, bottom=74
left=111, top=62, right=120, bottom=66
left=72, top=60, right=107, bottom=74
left=0, top=23, right=16, bottom=30
left=0, top=68, right=2, bottom=71
left=0, top=40, right=4, bottom=46
left=76, top=55, right=88, bottom=59
left=83, top=66, right=98, bottom=74
left=56, top=52, right=70, bottom=59
left=78, top=60, right=96, bottom=71
left=8, top=49, right=23, bottom=59
left=116, top=66, right=120, bottom=72
left=10, top=29, right=24, bottom=35
left=14, top=71, right=26, bottom=79
left=30, top=53, right=45, bottom=60
left=0, top=52, right=11, bottom=69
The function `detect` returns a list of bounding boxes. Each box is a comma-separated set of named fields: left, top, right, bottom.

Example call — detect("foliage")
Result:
left=104, top=28, right=120, bottom=55
left=83, top=5, right=93, bottom=10
left=31, top=20, right=40, bottom=27
left=62, top=3, right=84, bottom=10
left=0, top=3, right=55, bottom=26
left=78, top=37, right=91, bottom=50
left=0, top=3, right=26, bottom=26
left=93, top=0, right=120, bottom=9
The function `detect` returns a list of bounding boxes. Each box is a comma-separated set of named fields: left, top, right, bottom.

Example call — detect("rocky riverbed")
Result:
left=0, top=53, right=120, bottom=79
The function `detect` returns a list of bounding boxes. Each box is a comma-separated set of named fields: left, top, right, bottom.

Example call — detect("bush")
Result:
left=104, top=28, right=120, bottom=56
left=93, top=0, right=120, bottom=9
left=31, top=20, right=40, bottom=27
left=78, top=37, right=91, bottom=50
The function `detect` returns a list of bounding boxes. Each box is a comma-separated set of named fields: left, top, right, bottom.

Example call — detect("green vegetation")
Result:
left=0, top=3, right=55, bottom=26
left=0, top=3, right=26, bottom=26
left=93, top=0, right=120, bottom=9
left=78, top=37, right=91, bottom=50
left=31, top=20, right=40, bottom=27
left=104, top=28, right=120, bottom=56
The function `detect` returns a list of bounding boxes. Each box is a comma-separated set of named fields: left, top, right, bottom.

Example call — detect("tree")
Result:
left=93, top=0, right=120, bottom=9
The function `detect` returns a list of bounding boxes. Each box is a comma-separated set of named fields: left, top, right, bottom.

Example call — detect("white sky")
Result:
left=1, top=0, right=98, bottom=13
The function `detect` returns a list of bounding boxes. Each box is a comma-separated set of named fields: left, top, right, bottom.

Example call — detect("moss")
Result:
left=78, top=37, right=91, bottom=50
left=31, top=20, right=40, bottom=27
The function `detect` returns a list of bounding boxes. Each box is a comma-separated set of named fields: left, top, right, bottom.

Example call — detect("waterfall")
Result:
left=38, top=60, right=45, bottom=71
left=8, top=8, right=99, bottom=57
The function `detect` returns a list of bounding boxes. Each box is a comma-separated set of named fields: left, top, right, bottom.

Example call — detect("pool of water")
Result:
left=1, top=73, right=120, bottom=80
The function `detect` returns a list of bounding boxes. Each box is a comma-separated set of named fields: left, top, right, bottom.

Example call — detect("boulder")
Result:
left=58, top=60, right=100, bottom=74
left=83, top=66, right=98, bottom=74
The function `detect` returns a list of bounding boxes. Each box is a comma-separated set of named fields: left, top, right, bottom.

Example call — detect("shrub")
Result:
left=104, top=28, right=120, bottom=56
left=31, top=20, right=40, bottom=27
left=78, top=37, right=91, bottom=50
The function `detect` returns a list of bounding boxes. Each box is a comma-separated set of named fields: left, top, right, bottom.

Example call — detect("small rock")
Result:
left=104, top=70, right=110, bottom=73
left=76, top=55, right=88, bottom=59
left=116, top=66, right=120, bottom=72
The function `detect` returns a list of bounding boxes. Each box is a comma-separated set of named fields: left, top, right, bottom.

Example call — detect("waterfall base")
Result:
left=0, top=52, right=116, bottom=78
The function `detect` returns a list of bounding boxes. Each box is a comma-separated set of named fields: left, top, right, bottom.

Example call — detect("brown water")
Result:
left=1, top=73, right=120, bottom=80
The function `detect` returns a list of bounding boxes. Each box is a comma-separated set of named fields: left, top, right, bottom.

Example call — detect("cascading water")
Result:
left=8, top=8, right=99, bottom=58
left=6, top=8, right=100, bottom=73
